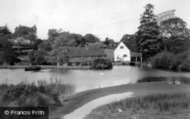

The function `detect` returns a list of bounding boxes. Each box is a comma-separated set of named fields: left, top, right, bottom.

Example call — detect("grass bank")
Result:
left=85, top=92, right=190, bottom=119
left=50, top=81, right=190, bottom=119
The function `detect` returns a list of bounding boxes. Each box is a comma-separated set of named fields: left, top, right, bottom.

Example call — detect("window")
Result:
left=131, top=57, right=136, bottom=62
left=123, top=55, right=127, bottom=57
left=120, top=46, right=124, bottom=49
left=137, top=57, right=141, bottom=62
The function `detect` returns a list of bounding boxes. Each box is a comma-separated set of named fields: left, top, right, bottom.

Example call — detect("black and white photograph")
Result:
left=0, top=0, right=190, bottom=119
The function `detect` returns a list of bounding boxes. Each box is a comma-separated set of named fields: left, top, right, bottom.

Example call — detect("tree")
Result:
left=69, top=33, right=86, bottom=47
left=160, top=17, right=190, bottom=39
left=120, top=34, right=137, bottom=50
left=160, top=17, right=190, bottom=53
left=53, top=32, right=85, bottom=48
left=28, top=50, right=48, bottom=65
left=0, top=37, right=18, bottom=65
left=33, top=39, right=43, bottom=50
left=14, top=25, right=37, bottom=41
left=104, top=37, right=116, bottom=48
left=136, top=4, right=163, bottom=60
left=49, top=47, right=68, bottom=66
left=84, top=34, right=100, bottom=43
left=0, top=25, right=12, bottom=38
left=38, top=41, right=52, bottom=52
left=47, top=29, right=62, bottom=42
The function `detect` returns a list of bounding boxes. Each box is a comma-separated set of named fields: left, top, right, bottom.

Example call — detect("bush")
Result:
left=90, top=58, right=113, bottom=70
left=151, top=51, right=174, bottom=70
left=151, top=51, right=190, bottom=72
left=0, top=79, right=68, bottom=108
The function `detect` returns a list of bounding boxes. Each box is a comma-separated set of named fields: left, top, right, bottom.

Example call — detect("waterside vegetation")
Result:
left=151, top=51, right=190, bottom=72
left=0, top=79, right=71, bottom=110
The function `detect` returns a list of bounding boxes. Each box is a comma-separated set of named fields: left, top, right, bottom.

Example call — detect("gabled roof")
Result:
left=67, top=46, right=106, bottom=57
left=122, top=42, right=139, bottom=52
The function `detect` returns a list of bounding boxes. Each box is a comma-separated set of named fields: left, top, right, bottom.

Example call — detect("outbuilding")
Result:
left=114, top=42, right=142, bottom=63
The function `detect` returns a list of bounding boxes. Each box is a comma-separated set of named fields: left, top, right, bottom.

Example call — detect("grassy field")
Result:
left=85, top=92, right=190, bottom=119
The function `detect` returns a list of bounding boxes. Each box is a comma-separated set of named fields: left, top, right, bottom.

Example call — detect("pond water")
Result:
left=0, top=66, right=190, bottom=94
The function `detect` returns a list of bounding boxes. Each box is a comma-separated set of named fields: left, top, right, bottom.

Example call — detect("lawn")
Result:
left=85, top=92, right=190, bottom=119
left=52, top=81, right=190, bottom=119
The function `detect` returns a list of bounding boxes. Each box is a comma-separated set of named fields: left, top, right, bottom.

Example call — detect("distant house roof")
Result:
left=122, top=42, right=139, bottom=53
left=67, top=46, right=106, bottom=57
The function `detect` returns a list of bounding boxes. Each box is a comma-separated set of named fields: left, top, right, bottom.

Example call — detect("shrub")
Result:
left=90, top=58, right=113, bottom=70
left=0, top=79, right=68, bottom=108
left=151, top=50, right=190, bottom=72
left=151, top=51, right=174, bottom=70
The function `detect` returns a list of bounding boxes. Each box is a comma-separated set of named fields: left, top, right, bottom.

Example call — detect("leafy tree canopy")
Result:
left=104, top=37, right=116, bottom=48
left=53, top=32, right=85, bottom=48
left=14, top=25, right=37, bottom=41
left=48, top=28, right=62, bottom=42
left=160, top=17, right=190, bottom=39
left=0, top=37, right=18, bottom=65
left=160, top=17, right=190, bottom=53
left=84, top=34, right=100, bottom=43
left=0, top=25, right=12, bottom=38
left=136, top=3, right=163, bottom=60
left=120, top=34, right=138, bottom=50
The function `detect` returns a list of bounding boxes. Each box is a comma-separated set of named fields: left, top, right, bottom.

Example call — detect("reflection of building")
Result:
left=155, top=10, right=175, bottom=25
left=114, top=42, right=142, bottom=63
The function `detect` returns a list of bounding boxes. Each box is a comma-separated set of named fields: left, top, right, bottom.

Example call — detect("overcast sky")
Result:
left=0, top=0, right=190, bottom=41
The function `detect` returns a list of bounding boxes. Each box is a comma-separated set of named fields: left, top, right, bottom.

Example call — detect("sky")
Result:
left=0, top=0, right=190, bottom=41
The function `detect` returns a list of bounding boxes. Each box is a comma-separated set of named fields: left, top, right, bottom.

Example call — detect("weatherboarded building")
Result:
left=114, top=42, right=142, bottom=63
left=67, top=46, right=106, bottom=65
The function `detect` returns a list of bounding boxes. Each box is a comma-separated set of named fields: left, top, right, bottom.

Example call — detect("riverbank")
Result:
left=0, top=65, right=90, bottom=70
left=0, top=62, right=136, bottom=70
left=50, top=81, right=190, bottom=119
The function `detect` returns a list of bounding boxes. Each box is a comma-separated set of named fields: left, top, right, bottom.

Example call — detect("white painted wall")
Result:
left=114, top=42, right=131, bottom=62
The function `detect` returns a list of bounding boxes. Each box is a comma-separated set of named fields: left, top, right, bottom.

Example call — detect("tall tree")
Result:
left=14, top=25, right=37, bottom=41
left=104, top=37, right=116, bottom=48
left=160, top=17, right=190, bottom=53
left=47, top=29, right=62, bottom=42
left=136, top=4, right=163, bottom=60
left=0, top=37, right=18, bottom=65
left=121, top=34, right=137, bottom=50
left=0, top=25, right=12, bottom=39
left=49, top=47, right=68, bottom=66
left=160, top=17, right=190, bottom=39
left=52, top=32, right=85, bottom=48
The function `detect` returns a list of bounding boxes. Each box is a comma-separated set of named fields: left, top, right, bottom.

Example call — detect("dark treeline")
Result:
left=0, top=25, right=117, bottom=65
